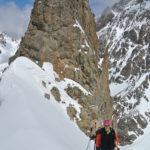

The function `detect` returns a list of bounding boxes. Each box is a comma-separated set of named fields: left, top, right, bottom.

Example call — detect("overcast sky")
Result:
left=0, top=0, right=119, bottom=38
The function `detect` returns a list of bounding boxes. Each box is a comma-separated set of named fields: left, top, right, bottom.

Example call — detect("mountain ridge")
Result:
left=97, top=0, right=150, bottom=145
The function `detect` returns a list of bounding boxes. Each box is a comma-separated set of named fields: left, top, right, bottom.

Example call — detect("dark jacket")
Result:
left=95, top=127, right=119, bottom=150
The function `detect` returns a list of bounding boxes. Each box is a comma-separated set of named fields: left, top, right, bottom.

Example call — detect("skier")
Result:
left=95, top=120, right=119, bottom=150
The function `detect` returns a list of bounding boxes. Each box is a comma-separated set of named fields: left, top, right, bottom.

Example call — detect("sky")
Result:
left=0, top=0, right=119, bottom=38
left=90, top=0, right=119, bottom=16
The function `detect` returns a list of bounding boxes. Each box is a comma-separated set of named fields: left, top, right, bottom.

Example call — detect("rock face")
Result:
left=10, top=0, right=113, bottom=132
left=97, top=0, right=150, bottom=145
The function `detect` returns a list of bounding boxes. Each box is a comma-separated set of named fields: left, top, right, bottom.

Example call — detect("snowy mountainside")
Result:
left=122, top=125, right=150, bottom=150
left=0, top=33, right=20, bottom=78
left=97, top=0, right=150, bottom=145
left=0, top=57, right=93, bottom=150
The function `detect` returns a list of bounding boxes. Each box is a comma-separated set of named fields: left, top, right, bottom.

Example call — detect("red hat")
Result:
left=103, top=120, right=111, bottom=125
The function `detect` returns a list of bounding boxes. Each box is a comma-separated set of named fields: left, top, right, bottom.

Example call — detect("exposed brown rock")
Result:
left=98, top=54, right=113, bottom=122
left=67, top=105, right=77, bottom=120
left=51, top=87, right=61, bottom=102
left=66, top=86, right=83, bottom=100
left=44, top=93, right=50, bottom=100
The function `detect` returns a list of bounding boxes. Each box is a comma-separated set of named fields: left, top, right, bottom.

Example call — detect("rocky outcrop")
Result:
left=10, top=0, right=113, bottom=133
left=99, top=54, right=113, bottom=122
left=51, top=87, right=61, bottom=102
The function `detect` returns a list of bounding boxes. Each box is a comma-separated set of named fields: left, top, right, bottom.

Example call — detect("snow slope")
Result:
left=1, top=56, right=150, bottom=150
left=0, top=57, right=93, bottom=150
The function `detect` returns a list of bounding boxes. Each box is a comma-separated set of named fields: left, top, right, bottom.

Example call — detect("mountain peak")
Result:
left=10, top=0, right=113, bottom=134
left=97, top=0, right=150, bottom=145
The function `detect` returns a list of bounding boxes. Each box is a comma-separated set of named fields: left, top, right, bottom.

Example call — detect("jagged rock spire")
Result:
left=10, top=0, right=113, bottom=132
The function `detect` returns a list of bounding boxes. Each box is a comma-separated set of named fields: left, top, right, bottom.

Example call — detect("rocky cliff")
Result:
left=10, top=0, right=113, bottom=132
left=97, top=0, right=150, bottom=145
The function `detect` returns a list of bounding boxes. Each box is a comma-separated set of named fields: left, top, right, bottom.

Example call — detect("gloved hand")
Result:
left=96, top=147, right=101, bottom=150
left=89, top=135, right=95, bottom=140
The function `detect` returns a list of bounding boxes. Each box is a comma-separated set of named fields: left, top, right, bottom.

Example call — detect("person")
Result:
left=95, top=120, right=119, bottom=150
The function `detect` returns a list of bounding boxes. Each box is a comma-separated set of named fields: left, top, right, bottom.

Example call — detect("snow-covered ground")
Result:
left=0, top=57, right=94, bottom=150
left=0, top=39, right=150, bottom=150
left=0, top=53, right=150, bottom=150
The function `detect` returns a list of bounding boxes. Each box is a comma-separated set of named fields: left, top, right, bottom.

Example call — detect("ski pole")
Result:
left=85, top=139, right=91, bottom=150
left=94, top=122, right=96, bottom=150
left=94, top=143, right=96, bottom=150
